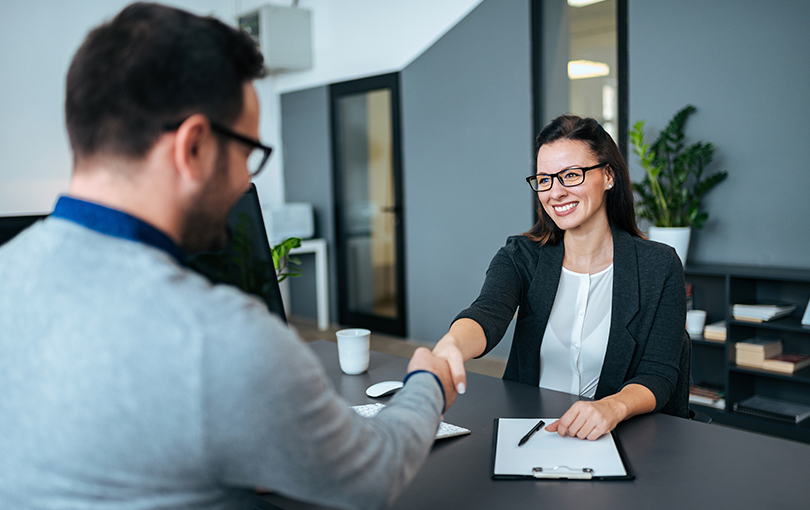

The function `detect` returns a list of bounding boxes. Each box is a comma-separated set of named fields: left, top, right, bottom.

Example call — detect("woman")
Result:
left=433, top=115, right=689, bottom=440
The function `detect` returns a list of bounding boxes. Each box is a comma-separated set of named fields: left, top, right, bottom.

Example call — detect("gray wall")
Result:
left=628, top=0, right=810, bottom=267
left=401, top=0, right=533, bottom=353
left=280, top=0, right=533, bottom=355
left=279, top=86, right=340, bottom=322
left=280, top=0, right=810, bottom=351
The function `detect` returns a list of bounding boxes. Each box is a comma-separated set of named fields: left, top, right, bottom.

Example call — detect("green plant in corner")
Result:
left=272, top=236, right=303, bottom=282
left=630, top=105, right=728, bottom=229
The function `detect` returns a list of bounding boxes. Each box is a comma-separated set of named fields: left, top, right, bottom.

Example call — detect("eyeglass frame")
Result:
left=525, top=162, right=608, bottom=192
left=163, top=118, right=273, bottom=179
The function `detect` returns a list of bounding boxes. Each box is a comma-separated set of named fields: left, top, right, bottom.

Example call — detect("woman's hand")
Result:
left=432, top=319, right=488, bottom=396
left=545, top=399, right=625, bottom=440
left=432, top=335, right=468, bottom=395
left=546, top=383, right=656, bottom=440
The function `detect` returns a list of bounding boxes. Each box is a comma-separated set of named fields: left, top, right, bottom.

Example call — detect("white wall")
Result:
left=0, top=0, right=230, bottom=215
left=0, top=0, right=482, bottom=216
left=270, top=0, right=483, bottom=95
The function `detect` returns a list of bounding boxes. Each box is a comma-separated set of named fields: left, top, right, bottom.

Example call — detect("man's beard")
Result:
left=180, top=147, right=237, bottom=254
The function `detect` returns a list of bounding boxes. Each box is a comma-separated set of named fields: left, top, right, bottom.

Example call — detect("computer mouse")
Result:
left=366, top=380, right=404, bottom=398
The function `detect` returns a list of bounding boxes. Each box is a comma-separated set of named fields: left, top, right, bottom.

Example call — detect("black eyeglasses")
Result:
left=526, top=163, right=607, bottom=192
left=164, top=119, right=273, bottom=178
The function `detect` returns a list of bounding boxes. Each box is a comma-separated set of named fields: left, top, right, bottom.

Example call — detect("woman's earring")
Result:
left=608, top=184, right=613, bottom=189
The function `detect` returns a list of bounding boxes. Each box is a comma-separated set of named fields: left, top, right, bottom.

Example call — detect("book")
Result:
left=761, top=353, right=810, bottom=373
left=735, top=338, right=782, bottom=369
left=702, top=320, right=726, bottom=342
left=735, top=357, right=765, bottom=369
left=688, top=385, right=725, bottom=409
left=733, top=395, right=810, bottom=424
left=733, top=302, right=796, bottom=322
left=685, top=282, right=694, bottom=311
left=734, top=338, right=782, bottom=357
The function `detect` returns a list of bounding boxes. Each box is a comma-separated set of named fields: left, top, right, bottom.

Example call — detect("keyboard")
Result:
left=352, top=403, right=471, bottom=440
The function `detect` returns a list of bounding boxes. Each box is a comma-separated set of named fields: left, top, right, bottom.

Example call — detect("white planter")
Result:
left=648, top=226, right=692, bottom=265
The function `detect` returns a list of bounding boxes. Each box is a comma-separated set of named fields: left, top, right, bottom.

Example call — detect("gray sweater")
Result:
left=0, top=217, right=443, bottom=510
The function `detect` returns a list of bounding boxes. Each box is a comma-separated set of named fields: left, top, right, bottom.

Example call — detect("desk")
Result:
left=263, top=341, right=810, bottom=510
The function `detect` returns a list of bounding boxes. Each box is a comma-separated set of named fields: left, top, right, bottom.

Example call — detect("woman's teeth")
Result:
left=554, top=202, right=577, bottom=212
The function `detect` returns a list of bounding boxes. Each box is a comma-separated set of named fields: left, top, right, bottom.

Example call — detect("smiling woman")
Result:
left=533, top=142, right=612, bottom=243
left=432, top=114, right=690, bottom=441
left=525, top=114, right=639, bottom=248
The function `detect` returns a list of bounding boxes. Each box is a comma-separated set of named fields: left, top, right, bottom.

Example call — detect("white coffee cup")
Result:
left=686, top=310, right=707, bottom=336
left=336, top=328, right=371, bottom=375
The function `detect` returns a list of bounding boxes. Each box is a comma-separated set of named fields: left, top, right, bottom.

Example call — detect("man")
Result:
left=0, top=3, right=456, bottom=509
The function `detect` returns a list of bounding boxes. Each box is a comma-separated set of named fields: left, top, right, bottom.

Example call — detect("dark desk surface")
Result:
left=263, top=340, right=810, bottom=510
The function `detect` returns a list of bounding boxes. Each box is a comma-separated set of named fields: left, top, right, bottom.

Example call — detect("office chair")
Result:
left=688, top=408, right=713, bottom=424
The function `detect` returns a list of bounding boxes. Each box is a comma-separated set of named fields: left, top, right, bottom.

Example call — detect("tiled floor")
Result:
left=288, top=315, right=507, bottom=379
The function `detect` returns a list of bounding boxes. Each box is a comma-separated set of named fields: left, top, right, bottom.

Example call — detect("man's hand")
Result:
left=407, top=347, right=458, bottom=412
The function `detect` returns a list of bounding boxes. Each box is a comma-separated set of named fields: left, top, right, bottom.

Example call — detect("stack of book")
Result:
left=732, top=302, right=796, bottom=322
left=702, top=320, right=726, bottom=342
left=735, top=338, right=782, bottom=368
left=688, top=385, right=725, bottom=409
left=735, top=337, right=810, bottom=373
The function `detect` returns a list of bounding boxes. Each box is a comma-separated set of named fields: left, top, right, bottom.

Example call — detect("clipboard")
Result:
left=491, top=418, right=634, bottom=481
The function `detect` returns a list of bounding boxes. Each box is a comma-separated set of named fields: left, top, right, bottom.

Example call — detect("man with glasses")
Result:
left=0, top=3, right=456, bottom=509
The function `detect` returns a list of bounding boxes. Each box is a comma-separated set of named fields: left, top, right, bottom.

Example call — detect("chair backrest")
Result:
left=660, top=330, right=691, bottom=419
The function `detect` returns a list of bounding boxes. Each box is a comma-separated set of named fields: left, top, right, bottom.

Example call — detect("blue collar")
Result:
left=51, top=196, right=186, bottom=265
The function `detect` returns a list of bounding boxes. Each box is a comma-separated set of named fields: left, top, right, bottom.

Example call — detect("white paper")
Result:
left=493, top=418, right=627, bottom=478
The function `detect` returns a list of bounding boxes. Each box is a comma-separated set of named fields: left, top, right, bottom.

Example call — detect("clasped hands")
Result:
left=406, top=347, right=459, bottom=413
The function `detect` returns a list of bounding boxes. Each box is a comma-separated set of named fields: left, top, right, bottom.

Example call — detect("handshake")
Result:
left=406, top=347, right=462, bottom=412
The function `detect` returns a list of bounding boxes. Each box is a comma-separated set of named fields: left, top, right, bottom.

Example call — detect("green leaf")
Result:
left=272, top=236, right=304, bottom=282
left=630, top=105, right=726, bottom=229
left=692, top=212, right=709, bottom=230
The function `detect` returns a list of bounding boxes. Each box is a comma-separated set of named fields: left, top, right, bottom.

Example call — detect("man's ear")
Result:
left=172, top=114, right=216, bottom=185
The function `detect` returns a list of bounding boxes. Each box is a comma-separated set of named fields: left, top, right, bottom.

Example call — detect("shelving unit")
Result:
left=684, top=263, right=810, bottom=443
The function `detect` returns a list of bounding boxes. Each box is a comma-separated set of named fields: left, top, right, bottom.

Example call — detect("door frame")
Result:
left=329, top=72, right=407, bottom=336
left=529, top=0, right=628, bottom=225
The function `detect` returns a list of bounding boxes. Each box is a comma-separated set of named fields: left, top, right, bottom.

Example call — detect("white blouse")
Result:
left=538, top=264, right=613, bottom=398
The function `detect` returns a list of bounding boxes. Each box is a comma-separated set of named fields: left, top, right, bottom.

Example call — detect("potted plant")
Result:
left=629, top=105, right=728, bottom=264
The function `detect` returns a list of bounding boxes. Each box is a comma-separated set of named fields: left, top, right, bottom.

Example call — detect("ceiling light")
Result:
left=568, top=60, right=610, bottom=79
left=567, top=0, right=607, bottom=7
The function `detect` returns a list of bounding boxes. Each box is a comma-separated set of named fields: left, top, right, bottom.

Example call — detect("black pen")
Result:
left=517, top=419, right=545, bottom=447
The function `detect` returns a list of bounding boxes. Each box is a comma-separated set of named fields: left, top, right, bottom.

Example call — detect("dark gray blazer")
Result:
left=455, top=226, right=690, bottom=418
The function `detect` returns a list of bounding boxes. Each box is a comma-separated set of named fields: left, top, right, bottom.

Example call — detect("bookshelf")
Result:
left=685, top=263, right=810, bottom=443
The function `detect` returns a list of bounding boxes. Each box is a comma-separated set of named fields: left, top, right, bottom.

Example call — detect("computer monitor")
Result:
left=187, top=184, right=287, bottom=323
left=0, top=214, right=46, bottom=247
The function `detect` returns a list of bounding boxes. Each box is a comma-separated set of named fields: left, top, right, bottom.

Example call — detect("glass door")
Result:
left=330, top=73, right=406, bottom=336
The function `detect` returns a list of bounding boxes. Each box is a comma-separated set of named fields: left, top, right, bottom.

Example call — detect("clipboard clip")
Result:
left=532, top=466, right=594, bottom=479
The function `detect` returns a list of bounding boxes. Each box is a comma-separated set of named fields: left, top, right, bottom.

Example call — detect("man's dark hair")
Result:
left=65, top=2, right=265, bottom=162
